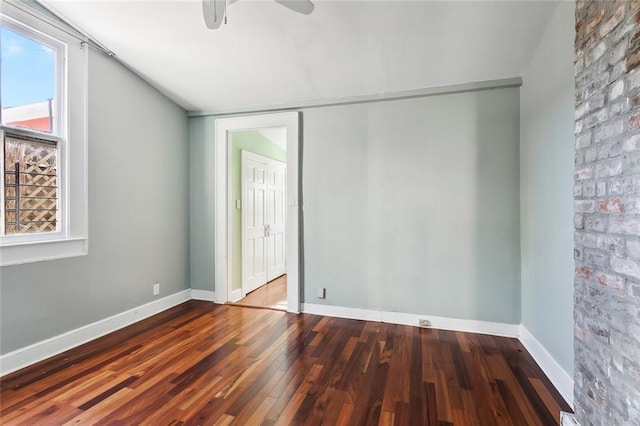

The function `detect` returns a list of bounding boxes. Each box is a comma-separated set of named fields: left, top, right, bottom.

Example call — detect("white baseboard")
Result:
left=230, top=288, right=243, bottom=302
left=301, top=303, right=519, bottom=338
left=190, top=289, right=217, bottom=302
left=301, top=303, right=382, bottom=322
left=0, top=289, right=191, bottom=377
left=518, top=324, right=574, bottom=408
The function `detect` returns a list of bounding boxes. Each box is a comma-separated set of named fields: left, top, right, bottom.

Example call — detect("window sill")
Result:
left=0, top=237, right=88, bottom=266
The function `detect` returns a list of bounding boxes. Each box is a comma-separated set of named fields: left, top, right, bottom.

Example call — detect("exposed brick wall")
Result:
left=575, top=1, right=640, bottom=424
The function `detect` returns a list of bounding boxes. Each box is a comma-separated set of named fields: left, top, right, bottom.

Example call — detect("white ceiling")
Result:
left=45, top=0, right=558, bottom=113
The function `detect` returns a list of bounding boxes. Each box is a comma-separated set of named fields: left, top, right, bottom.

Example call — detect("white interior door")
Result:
left=266, top=163, right=286, bottom=280
left=242, top=155, right=268, bottom=294
left=241, top=151, right=286, bottom=296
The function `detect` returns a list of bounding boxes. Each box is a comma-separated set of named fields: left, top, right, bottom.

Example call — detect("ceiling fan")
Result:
left=203, top=0, right=314, bottom=29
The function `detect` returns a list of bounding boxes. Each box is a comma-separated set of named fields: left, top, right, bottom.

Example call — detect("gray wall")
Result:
left=0, top=50, right=190, bottom=354
left=520, top=2, right=575, bottom=375
left=189, top=116, right=215, bottom=292
left=302, top=88, right=521, bottom=323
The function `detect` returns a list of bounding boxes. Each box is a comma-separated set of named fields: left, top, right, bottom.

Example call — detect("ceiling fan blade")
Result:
left=272, top=0, right=314, bottom=15
left=203, top=0, right=226, bottom=29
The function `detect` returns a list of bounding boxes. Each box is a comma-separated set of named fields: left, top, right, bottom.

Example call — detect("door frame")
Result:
left=214, top=112, right=301, bottom=313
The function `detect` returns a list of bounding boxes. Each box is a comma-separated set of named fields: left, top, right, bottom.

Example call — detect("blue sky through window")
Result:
left=1, top=26, right=55, bottom=109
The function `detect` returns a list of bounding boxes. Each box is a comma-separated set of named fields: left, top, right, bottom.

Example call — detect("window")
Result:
left=1, top=4, right=88, bottom=266
left=4, top=134, right=58, bottom=234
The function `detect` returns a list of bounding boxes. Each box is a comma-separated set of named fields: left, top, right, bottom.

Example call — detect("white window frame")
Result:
left=0, top=5, right=88, bottom=266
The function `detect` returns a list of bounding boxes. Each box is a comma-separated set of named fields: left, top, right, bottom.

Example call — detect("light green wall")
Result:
left=520, top=1, right=575, bottom=374
left=229, top=131, right=286, bottom=291
left=302, top=87, right=521, bottom=323
left=1, top=50, right=190, bottom=354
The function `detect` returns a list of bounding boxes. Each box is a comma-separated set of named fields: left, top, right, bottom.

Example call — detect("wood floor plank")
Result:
left=0, top=301, right=570, bottom=425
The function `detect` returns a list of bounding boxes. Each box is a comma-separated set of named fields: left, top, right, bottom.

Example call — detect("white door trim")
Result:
left=214, top=112, right=301, bottom=313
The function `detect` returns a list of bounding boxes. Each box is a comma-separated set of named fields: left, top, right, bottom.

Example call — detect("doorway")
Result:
left=231, top=133, right=287, bottom=310
left=213, top=112, right=301, bottom=313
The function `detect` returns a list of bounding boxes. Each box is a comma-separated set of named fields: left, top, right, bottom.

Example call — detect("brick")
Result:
left=592, top=40, right=609, bottom=64
left=597, top=140, right=623, bottom=160
left=611, top=256, right=640, bottom=280
left=603, top=235, right=625, bottom=257
left=630, top=68, right=640, bottom=90
left=576, top=265, right=594, bottom=279
left=610, top=99, right=628, bottom=117
left=611, top=332, right=640, bottom=365
left=584, top=180, right=596, bottom=197
left=600, top=5, right=626, bottom=38
left=585, top=248, right=609, bottom=268
left=575, top=3, right=640, bottom=423
left=629, top=112, right=640, bottom=130
left=587, top=9, right=605, bottom=34
left=576, top=102, right=589, bottom=120
left=586, top=215, right=607, bottom=232
left=622, top=134, right=640, bottom=152
left=588, top=92, right=606, bottom=112
left=586, top=70, right=610, bottom=96
left=626, top=46, right=640, bottom=72
left=597, top=273, right=626, bottom=292
left=585, top=109, right=609, bottom=129
left=609, top=39, right=628, bottom=65
left=587, top=319, right=611, bottom=343
left=609, top=177, right=625, bottom=195
left=622, top=198, right=640, bottom=214
left=597, top=181, right=607, bottom=196
left=609, top=215, right=640, bottom=235
left=598, top=198, right=625, bottom=213
left=596, top=158, right=623, bottom=177
left=626, top=150, right=640, bottom=173
left=624, top=175, right=640, bottom=194
left=630, top=283, right=640, bottom=298
left=609, top=79, right=624, bottom=101
left=595, top=120, right=624, bottom=143
left=632, top=28, right=640, bottom=46
left=576, top=164, right=595, bottom=180
left=576, top=231, right=600, bottom=248
left=611, top=60, right=626, bottom=80
left=628, top=239, right=640, bottom=259
left=576, top=199, right=596, bottom=213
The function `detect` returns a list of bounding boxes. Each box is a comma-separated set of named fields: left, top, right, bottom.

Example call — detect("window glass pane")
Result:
left=1, top=26, right=55, bottom=133
left=4, top=134, right=58, bottom=234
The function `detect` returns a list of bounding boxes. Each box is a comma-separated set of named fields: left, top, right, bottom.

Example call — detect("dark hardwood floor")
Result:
left=0, top=301, right=571, bottom=425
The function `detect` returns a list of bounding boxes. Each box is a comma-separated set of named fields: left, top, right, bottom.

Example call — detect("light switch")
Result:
left=236, top=199, right=241, bottom=209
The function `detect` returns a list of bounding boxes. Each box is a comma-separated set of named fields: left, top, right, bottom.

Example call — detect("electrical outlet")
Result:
left=316, top=287, right=325, bottom=299
left=418, top=319, right=431, bottom=327
left=153, top=282, right=160, bottom=296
